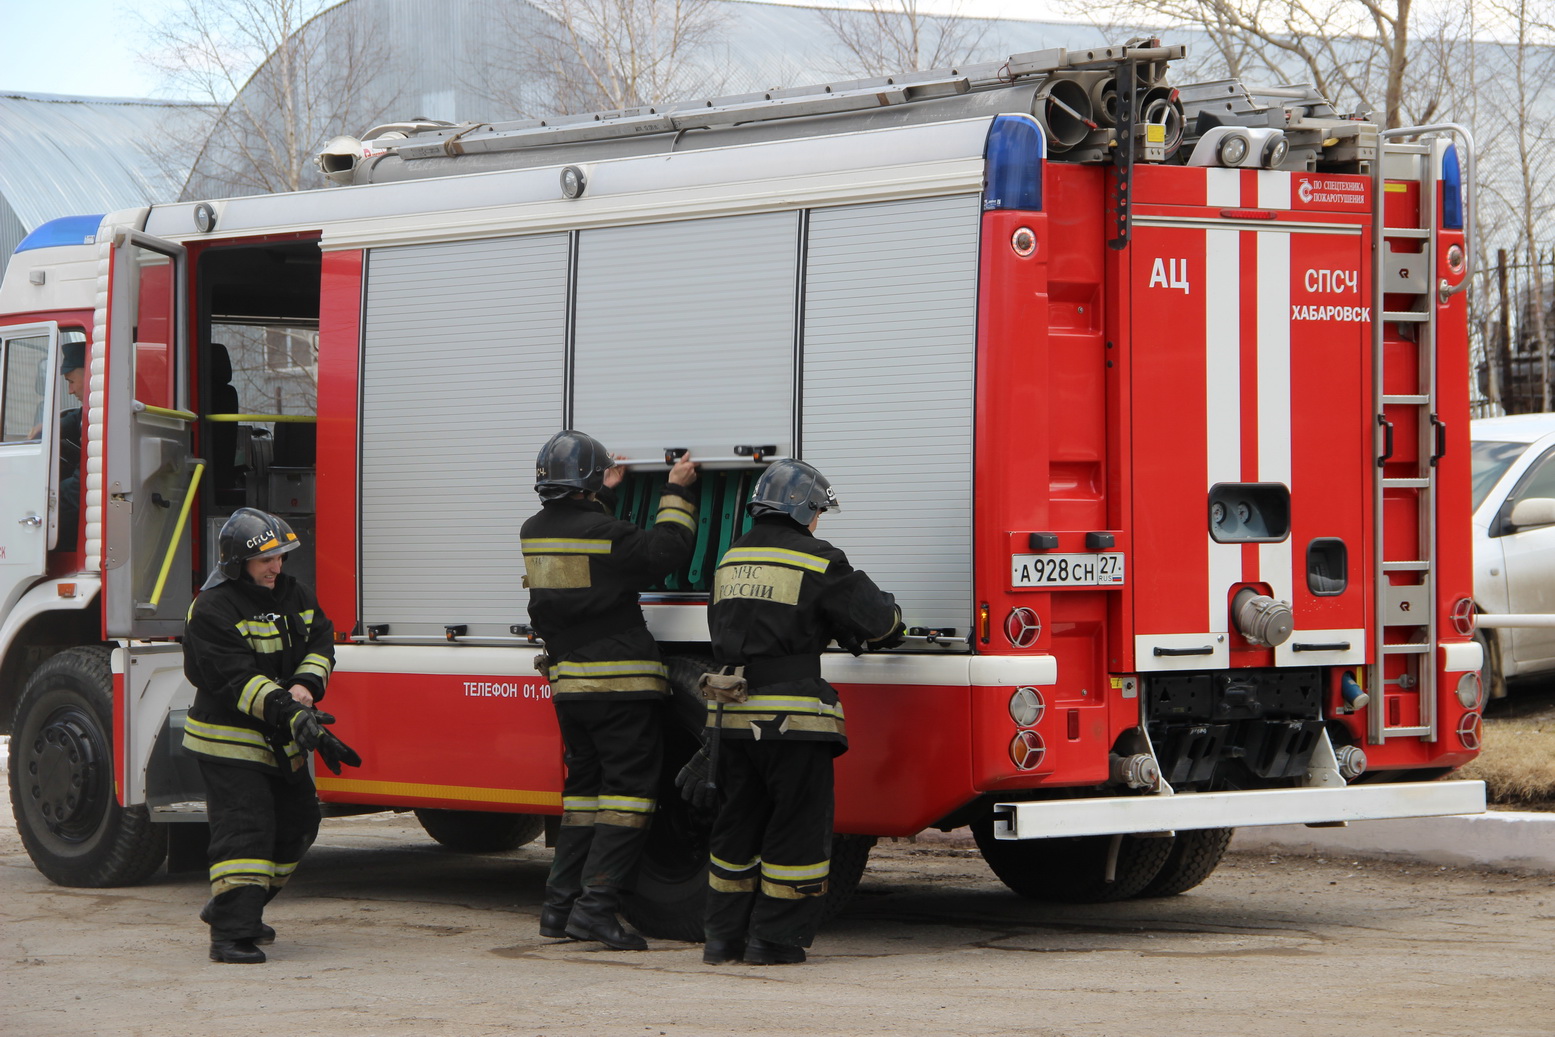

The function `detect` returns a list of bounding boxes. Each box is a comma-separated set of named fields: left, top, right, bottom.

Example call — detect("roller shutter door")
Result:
left=801, top=194, right=980, bottom=638
left=359, top=233, right=569, bottom=636
left=571, top=212, right=799, bottom=458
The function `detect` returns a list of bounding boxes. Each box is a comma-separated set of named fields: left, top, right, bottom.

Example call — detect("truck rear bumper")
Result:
left=993, top=780, right=1486, bottom=840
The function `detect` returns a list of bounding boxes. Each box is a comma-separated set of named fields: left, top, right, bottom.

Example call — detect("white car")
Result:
left=1471, top=413, right=1555, bottom=696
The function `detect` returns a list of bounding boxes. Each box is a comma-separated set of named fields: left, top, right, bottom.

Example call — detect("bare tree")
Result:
left=141, top=0, right=402, bottom=198
left=1474, top=0, right=1555, bottom=408
left=488, top=0, right=733, bottom=117
left=818, top=0, right=990, bottom=77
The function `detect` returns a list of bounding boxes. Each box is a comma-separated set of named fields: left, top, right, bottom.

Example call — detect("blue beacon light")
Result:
left=1441, top=144, right=1464, bottom=230
left=14, top=214, right=105, bottom=256
left=983, top=114, right=1045, bottom=213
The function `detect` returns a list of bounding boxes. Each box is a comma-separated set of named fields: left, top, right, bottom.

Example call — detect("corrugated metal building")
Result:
left=0, top=93, right=214, bottom=258
left=185, top=0, right=1109, bottom=199
left=3, top=1, right=1111, bottom=236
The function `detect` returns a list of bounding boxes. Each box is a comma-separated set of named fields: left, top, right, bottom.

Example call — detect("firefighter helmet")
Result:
left=535, top=429, right=614, bottom=500
left=201, top=507, right=301, bottom=589
left=747, top=459, right=839, bottom=525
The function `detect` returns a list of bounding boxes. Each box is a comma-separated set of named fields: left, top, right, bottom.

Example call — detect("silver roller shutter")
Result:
left=801, top=194, right=980, bottom=639
left=360, top=233, right=569, bottom=636
left=571, top=212, right=799, bottom=457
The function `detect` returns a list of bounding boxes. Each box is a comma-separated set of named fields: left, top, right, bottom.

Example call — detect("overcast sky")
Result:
left=0, top=0, right=1074, bottom=100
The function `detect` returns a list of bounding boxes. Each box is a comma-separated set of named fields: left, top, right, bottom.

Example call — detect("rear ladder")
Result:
left=1368, top=126, right=1472, bottom=744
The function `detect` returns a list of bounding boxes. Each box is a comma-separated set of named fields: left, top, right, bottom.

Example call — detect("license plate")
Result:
left=1011, top=552, right=1125, bottom=588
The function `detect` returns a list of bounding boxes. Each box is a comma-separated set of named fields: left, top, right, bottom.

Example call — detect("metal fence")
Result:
left=1470, top=249, right=1555, bottom=418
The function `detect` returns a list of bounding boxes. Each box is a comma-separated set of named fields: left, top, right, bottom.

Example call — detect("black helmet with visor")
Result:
left=747, top=459, right=839, bottom=526
left=202, top=507, right=300, bottom=590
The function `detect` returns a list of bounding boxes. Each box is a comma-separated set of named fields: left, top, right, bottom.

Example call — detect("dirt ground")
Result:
left=4, top=769, right=1554, bottom=1037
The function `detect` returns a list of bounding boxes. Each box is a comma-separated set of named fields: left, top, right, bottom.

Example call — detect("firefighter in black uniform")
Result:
left=522, top=430, right=699, bottom=949
left=183, top=508, right=359, bottom=964
left=686, top=459, right=903, bottom=965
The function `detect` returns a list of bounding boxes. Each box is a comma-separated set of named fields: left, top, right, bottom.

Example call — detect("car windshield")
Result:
left=1472, top=439, right=1531, bottom=510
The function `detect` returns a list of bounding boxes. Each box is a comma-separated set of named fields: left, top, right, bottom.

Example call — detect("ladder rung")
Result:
left=1381, top=395, right=1430, bottom=405
left=1382, top=644, right=1430, bottom=655
left=1382, top=478, right=1431, bottom=489
left=1384, top=227, right=1431, bottom=240
left=1380, top=724, right=1434, bottom=736
left=1383, top=311, right=1429, bottom=323
left=1383, top=560, right=1431, bottom=572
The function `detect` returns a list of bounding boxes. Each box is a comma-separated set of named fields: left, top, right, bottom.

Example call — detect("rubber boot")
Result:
left=201, top=898, right=275, bottom=944
left=702, top=938, right=746, bottom=965
left=744, top=937, right=806, bottom=965
left=539, top=904, right=576, bottom=940
left=209, top=938, right=267, bottom=964
left=564, top=887, right=648, bottom=950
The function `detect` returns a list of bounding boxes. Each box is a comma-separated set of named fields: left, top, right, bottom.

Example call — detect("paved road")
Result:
left=4, top=779, right=1553, bottom=1037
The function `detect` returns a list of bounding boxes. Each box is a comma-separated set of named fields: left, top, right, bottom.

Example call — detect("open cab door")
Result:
left=0, top=322, right=60, bottom=615
left=103, top=229, right=200, bottom=638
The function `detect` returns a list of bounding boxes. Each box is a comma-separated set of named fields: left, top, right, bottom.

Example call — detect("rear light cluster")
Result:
left=1456, top=712, right=1482, bottom=751
left=1450, top=597, right=1476, bottom=637
left=1007, top=686, right=1046, bottom=770
left=1454, top=671, right=1485, bottom=711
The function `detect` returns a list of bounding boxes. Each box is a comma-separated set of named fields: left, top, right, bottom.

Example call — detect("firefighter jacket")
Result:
left=521, top=485, right=697, bottom=700
left=181, top=572, right=335, bottom=779
left=706, top=515, right=899, bottom=752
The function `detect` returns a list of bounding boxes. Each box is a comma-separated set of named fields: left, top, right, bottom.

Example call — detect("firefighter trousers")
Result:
left=198, top=759, right=321, bottom=942
left=704, top=739, right=835, bottom=949
left=545, top=699, right=663, bottom=912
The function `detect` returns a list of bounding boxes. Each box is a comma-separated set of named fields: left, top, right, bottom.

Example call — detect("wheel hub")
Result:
left=24, top=707, right=106, bottom=840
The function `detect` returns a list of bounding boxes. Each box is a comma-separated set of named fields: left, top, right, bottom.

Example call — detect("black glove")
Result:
left=675, top=747, right=718, bottom=811
left=286, top=707, right=333, bottom=754
left=315, top=729, right=362, bottom=775
left=868, top=615, right=908, bottom=652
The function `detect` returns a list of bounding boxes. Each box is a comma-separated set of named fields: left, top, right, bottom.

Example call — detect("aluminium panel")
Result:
left=571, top=212, right=799, bottom=456
left=994, top=781, right=1487, bottom=839
left=801, top=194, right=980, bottom=637
left=360, top=233, right=568, bottom=636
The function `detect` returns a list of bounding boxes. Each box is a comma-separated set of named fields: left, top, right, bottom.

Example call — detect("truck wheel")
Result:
left=621, top=655, right=874, bottom=941
left=816, top=834, right=875, bottom=927
left=1132, top=827, right=1232, bottom=898
left=970, top=817, right=1172, bottom=903
left=413, top=809, right=544, bottom=852
left=621, top=654, right=715, bottom=940
left=8, top=647, right=166, bottom=886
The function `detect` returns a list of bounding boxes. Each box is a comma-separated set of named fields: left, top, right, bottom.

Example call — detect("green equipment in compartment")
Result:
left=612, top=469, right=758, bottom=594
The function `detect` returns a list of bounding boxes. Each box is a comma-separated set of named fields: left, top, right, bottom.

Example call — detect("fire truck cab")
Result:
left=1, top=41, right=1485, bottom=934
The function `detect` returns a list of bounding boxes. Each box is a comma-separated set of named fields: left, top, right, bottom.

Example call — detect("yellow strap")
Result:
left=147, top=462, right=204, bottom=608
left=203, top=413, right=318, bottom=423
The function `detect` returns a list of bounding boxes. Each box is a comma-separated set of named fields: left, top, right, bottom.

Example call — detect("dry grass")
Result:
left=1457, top=716, right=1555, bottom=805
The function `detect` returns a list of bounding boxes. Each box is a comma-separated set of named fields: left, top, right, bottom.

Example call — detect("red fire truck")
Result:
left=0, top=41, right=1485, bottom=937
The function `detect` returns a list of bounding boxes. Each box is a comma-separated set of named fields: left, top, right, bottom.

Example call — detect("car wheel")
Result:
left=1476, top=627, right=1507, bottom=700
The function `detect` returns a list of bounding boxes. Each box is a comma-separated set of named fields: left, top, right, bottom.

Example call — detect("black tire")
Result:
left=1133, top=827, right=1232, bottom=898
left=1476, top=627, right=1506, bottom=701
left=970, top=816, right=1172, bottom=903
left=623, top=653, right=715, bottom=941
left=413, top=809, right=544, bottom=852
left=622, top=655, right=874, bottom=941
left=816, top=833, right=875, bottom=927
left=8, top=646, right=166, bottom=886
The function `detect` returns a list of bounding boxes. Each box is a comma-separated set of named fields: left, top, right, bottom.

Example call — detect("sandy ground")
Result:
left=5, top=767, right=1554, bottom=1037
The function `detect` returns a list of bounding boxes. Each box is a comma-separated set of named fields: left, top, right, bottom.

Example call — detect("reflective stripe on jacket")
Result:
left=521, top=485, right=696, bottom=701
left=182, top=573, right=335, bottom=778
left=706, top=516, right=898, bottom=750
